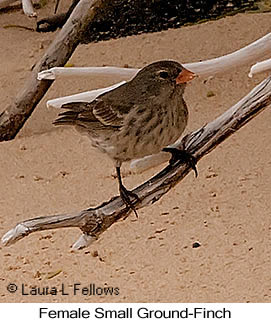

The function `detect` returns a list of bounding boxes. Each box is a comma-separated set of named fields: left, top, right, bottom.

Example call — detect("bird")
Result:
left=53, top=60, right=196, bottom=216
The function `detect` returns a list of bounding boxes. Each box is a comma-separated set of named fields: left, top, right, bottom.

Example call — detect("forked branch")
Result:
left=2, top=76, right=271, bottom=249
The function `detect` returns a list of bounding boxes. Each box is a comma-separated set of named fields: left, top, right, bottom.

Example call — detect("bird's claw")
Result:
left=163, top=147, right=198, bottom=177
left=119, top=184, right=140, bottom=218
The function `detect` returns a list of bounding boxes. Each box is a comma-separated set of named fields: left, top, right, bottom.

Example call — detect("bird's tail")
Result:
left=53, top=102, right=89, bottom=126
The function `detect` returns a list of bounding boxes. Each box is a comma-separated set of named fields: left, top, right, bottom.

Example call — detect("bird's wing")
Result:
left=54, top=98, right=126, bottom=129
left=92, top=99, right=124, bottom=127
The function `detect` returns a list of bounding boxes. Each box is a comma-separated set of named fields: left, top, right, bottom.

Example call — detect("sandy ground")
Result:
left=0, top=3, right=271, bottom=303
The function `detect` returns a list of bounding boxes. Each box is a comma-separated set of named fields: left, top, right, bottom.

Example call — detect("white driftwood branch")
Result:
left=2, top=76, right=271, bottom=249
left=46, top=81, right=126, bottom=108
left=0, top=0, right=17, bottom=9
left=38, top=32, right=271, bottom=82
left=186, top=32, right=271, bottom=77
left=38, top=67, right=138, bottom=81
left=22, top=0, right=36, bottom=17
left=249, top=58, right=271, bottom=77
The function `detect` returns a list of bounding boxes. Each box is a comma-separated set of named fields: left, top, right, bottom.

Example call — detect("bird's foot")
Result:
left=119, top=184, right=140, bottom=218
left=163, top=147, right=198, bottom=177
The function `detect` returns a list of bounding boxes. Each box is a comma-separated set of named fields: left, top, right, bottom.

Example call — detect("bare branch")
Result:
left=2, top=76, right=271, bottom=249
left=249, top=58, right=271, bottom=77
left=0, top=0, right=108, bottom=141
left=186, top=32, right=271, bottom=77
left=38, top=32, right=271, bottom=83
left=22, top=0, right=36, bottom=17
left=46, top=81, right=126, bottom=109
left=37, top=67, right=138, bottom=81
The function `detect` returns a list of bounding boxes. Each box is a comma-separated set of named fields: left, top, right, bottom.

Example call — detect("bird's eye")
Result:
left=159, top=71, right=169, bottom=79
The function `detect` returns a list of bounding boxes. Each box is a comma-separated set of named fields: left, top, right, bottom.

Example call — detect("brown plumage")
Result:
left=54, top=60, right=196, bottom=216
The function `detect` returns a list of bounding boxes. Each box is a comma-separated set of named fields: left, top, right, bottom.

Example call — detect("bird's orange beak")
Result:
left=176, top=68, right=196, bottom=84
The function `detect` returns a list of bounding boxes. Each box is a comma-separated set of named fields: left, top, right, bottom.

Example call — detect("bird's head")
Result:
left=134, top=60, right=196, bottom=91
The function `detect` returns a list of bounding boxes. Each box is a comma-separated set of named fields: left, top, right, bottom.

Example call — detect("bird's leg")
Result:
left=116, top=166, right=140, bottom=218
left=163, top=147, right=198, bottom=177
